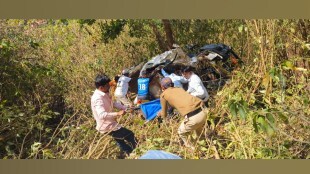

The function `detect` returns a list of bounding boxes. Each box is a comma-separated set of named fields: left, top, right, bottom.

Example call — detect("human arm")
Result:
left=179, top=76, right=188, bottom=83
left=113, top=101, right=127, bottom=111
left=161, top=69, right=169, bottom=77
left=159, top=95, right=168, bottom=118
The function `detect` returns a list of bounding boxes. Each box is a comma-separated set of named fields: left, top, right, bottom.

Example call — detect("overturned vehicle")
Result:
left=127, top=44, right=241, bottom=101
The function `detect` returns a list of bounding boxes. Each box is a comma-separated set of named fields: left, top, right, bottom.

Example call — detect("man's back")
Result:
left=160, top=87, right=203, bottom=117
left=187, top=73, right=209, bottom=101
left=137, top=78, right=150, bottom=96
left=115, top=75, right=131, bottom=96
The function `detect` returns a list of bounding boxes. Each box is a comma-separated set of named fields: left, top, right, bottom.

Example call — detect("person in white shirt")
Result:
left=114, top=69, right=132, bottom=107
left=161, top=67, right=187, bottom=88
left=182, top=66, right=209, bottom=102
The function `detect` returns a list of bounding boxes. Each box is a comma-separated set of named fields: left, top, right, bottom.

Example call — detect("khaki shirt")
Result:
left=160, top=87, right=204, bottom=118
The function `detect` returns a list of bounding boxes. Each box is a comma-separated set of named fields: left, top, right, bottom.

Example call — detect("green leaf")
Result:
left=198, top=140, right=206, bottom=146
left=229, top=102, right=237, bottom=118
left=237, top=105, right=247, bottom=120
left=241, top=100, right=249, bottom=113
left=54, top=112, right=60, bottom=116
left=257, top=116, right=267, bottom=132
left=266, top=113, right=275, bottom=125
left=269, top=68, right=276, bottom=78
left=200, top=147, right=208, bottom=152
left=282, top=60, right=294, bottom=70
left=238, top=25, right=244, bottom=33
left=303, top=97, right=309, bottom=105
left=257, top=115, right=275, bottom=136
left=266, top=125, right=275, bottom=136
left=43, top=149, right=55, bottom=159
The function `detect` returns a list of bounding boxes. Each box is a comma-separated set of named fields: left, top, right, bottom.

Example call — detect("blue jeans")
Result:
left=109, top=127, right=137, bottom=154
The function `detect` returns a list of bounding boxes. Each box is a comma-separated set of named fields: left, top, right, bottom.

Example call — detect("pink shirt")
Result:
left=91, top=89, right=127, bottom=133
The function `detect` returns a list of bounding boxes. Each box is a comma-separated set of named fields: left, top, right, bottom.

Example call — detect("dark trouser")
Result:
left=108, top=127, right=137, bottom=155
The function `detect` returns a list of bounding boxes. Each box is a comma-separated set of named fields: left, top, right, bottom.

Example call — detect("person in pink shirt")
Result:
left=91, top=74, right=137, bottom=158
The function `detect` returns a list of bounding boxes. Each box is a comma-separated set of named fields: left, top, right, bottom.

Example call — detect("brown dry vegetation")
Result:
left=0, top=19, right=309, bottom=159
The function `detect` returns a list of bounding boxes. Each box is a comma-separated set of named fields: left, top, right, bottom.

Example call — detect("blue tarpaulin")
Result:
left=140, top=99, right=161, bottom=121
left=139, top=150, right=182, bottom=159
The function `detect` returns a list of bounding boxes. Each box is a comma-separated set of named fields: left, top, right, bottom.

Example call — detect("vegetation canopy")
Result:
left=0, top=19, right=309, bottom=159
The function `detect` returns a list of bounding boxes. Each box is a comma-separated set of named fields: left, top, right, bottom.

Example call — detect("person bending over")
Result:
left=157, top=77, right=208, bottom=149
left=115, top=69, right=132, bottom=107
left=182, top=66, right=209, bottom=102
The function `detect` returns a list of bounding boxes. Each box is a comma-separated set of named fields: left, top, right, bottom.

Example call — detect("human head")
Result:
left=122, top=69, right=130, bottom=77
left=182, top=66, right=193, bottom=79
left=175, top=68, right=182, bottom=76
left=95, top=74, right=111, bottom=93
left=140, top=70, right=147, bottom=78
left=163, top=66, right=175, bottom=75
left=160, top=77, right=173, bottom=90
left=114, top=75, right=120, bottom=82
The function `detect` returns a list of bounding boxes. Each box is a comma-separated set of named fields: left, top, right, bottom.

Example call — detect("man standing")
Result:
left=182, top=66, right=209, bottom=102
left=157, top=77, right=208, bottom=149
left=114, top=69, right=132, bottom=107
left=91, top=74, right=137, bottom=158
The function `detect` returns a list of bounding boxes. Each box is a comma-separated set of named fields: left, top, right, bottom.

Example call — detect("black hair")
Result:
left=114, top=75, right=120, bottom=82
left=95, top=74, right=111, bottom=88
left=140, top=70, right=147, bottom=77
left=182, top=66, right=194, bottom=73
left=175, top=69, right=182, bottom=76
left=123, top=72, right=129, bottom=77
left=122, top=69, right=130, bottom=76
left=163, top=66, right=175, bottom=74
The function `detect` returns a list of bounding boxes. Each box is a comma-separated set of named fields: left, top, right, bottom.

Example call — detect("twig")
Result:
left=18, top=130, right=32, bottom=159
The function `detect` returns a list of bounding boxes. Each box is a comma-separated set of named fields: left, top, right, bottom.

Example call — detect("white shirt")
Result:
left=161, top=69, right=187, bottom=88
left=187, top=73, right=209, bottom=101
left=169, top=74, right=187, bottom=88
left=114, top=75, right=131, bottom=96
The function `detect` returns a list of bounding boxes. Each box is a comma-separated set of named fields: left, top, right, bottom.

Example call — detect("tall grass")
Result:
left=0, top=19, right=308, bottom=159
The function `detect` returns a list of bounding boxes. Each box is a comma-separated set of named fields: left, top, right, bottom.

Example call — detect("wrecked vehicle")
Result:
left=127, top=44, right=241, bottom=100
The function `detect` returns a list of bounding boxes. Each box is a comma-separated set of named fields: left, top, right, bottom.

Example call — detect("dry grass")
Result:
left=1, top=19, right=309, bottom=159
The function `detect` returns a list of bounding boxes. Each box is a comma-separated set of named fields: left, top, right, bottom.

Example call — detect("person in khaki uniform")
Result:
left=157, top=77, right=208, bottom=149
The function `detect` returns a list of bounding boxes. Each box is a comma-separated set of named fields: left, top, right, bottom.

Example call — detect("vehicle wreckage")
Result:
left=127, top=44, right=241, bottom=101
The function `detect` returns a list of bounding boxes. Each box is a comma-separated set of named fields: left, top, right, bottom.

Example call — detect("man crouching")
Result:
left=157, top=77, right=208, bottom=149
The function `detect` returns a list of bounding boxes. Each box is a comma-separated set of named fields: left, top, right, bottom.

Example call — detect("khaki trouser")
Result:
left=178, top=107, right=208, bottom=148
left=115, top=95, right=132, bottom=107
